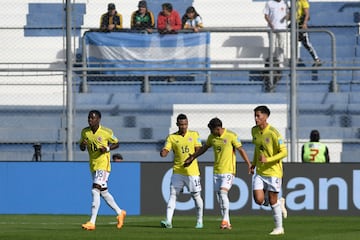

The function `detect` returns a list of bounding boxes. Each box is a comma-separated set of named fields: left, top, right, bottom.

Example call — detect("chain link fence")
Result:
left=0, top=0, right=359, bottom=162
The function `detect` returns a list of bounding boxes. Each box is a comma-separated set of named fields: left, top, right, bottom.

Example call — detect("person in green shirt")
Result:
left=302, top=129, right=330, bottom=163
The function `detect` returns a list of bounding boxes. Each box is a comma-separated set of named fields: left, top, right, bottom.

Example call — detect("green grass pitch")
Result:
left=0, top=215, right=358, bottom=240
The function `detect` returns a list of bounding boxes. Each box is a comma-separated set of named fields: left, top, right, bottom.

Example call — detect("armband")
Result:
left=106, top=146, right=110, bottom=152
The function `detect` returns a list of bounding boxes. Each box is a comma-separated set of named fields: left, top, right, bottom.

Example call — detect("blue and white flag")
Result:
left=84, top=32, right=210, bottom=75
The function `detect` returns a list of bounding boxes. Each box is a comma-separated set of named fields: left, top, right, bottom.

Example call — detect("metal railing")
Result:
left=78, top=27, right=341, bottom=93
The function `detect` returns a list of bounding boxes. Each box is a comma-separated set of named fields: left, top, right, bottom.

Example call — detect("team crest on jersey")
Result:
left=188, top=137, right=193, bottom=142
left=265, top=137, right=270, bottom=143
left=223, top=139, right=227, bottom=144
left=97, top=136, right=103, bottom=142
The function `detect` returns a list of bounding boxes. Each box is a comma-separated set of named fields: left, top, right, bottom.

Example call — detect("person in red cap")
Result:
left=100, top=3, right=123, bottom=31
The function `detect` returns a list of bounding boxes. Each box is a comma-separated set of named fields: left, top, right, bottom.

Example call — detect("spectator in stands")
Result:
left=250, top=105, right=287, bottom=235
left=157, top=3, right=182, bottom=34
left=302, top=129, right=330, bottom=163
left=182, top=6, right=203, bottom=32
left=264, top=0, right=289, bottom=65
left=112, top=153, right=124, bottom=162
left=131, top=1, right=155, bottom=33
left=296, top=0, right=322, bottom=66
left=160, top=114, right=204, bottom=229
left=184, top=117, right=251, bottom=230
left=80, top=110, right=126, bottom=230
left=100, top=3, right=123, bottom=31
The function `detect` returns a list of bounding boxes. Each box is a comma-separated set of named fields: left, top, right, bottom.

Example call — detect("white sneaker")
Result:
left=195, top=222, right=203, bottom=229
left=160, top=220, right=172, bottom=228
left=280, top=197, right=288, bottom=219
left=269, top=227, right=284, bottom=235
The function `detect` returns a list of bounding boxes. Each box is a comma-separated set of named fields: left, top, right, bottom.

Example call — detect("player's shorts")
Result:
left=92, top=170, right=110, bottom=189
left=214, top=173, right=234, bottom=191
left=170, top=174, right=202, bottom=193
left=252, top=173, right=282, bottom=193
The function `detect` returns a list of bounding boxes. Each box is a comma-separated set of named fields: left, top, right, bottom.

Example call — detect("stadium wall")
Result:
left=1, top=162, right=360, bottom=216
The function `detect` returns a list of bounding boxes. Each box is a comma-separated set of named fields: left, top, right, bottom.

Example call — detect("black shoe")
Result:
left=312, top=59, right=322, bottom=67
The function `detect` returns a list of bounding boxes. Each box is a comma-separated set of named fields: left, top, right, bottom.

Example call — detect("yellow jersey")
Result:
left=163, top=130, right=202, bottom=176
left=206, top=128, right=242, bottom=175
left=252, top=124, right=287, bottom=178
left=296, top=0, right=310, bottom=22
left=80, top=125, right=119, bottom=172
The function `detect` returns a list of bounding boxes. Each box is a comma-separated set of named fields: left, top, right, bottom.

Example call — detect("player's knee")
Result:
left=91, top=188, right=100, bottom=195
left=191, top=191, right=200, bottom=199
left=253, top=195, right=264, bottom=205
left=219, top=189, right=228, bottom=196
left=170, top=187, right=178, bottom=196
left=100, top=189, right=109, bottom=197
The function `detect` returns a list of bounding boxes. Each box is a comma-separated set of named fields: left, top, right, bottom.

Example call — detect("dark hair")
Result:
left=254, top=105, right=270, bottom=116
left=310, top=130, right=320, bottom=142
left=89, top=110, right=101, bottom=118
left=162, top=3, right=173, bottom=12
left=176, top=113, right=187, bottom=122
left=186, top=6, right=196, bottom=14
left=138, top=0, right=147, bottom=8
left=108, top=3, right=116, bottom=10
left=208, top=117, right=222, bottom=130
left=182, top=6, right=200, bottom=27
left=112, top=153, right=123, bottom=160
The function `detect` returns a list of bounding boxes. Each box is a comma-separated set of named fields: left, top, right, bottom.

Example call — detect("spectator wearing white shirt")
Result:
left=182, top=6, right=203, bottom=32
left=264, top=0, right=289, bottom=65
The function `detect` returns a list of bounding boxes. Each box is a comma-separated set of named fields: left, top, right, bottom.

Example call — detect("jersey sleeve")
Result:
left=266, top=132, right=287, bottom=162
left=233, top=134, right=242, bottom=148
left=194, top=131, right=202, bottom=148
left=108, top=130, right=119, bottom=144
left=163, top=135, right=172, bottom=151
left=79, top=128, right=86, bottom=143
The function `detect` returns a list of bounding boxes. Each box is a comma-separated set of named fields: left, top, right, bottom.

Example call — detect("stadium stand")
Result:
left=25, top=3, right=86, bottom=36
left=0, top=1, right=359, bottom=162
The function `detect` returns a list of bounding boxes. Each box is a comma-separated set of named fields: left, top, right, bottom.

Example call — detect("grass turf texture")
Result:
left=0, top=215, right=359, bottom=240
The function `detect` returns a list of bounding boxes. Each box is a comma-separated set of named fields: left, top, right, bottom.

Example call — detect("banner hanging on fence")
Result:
left=84, top=32, right=210, bottom=75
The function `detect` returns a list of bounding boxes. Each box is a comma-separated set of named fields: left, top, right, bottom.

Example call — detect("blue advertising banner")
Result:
left=0, top=162, right=140, bottom=215
left=1, top=162, right=360, bottom=216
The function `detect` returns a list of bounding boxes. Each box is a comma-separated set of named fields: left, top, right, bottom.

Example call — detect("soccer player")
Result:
left=250, top=105, right=288, bottom=235
left=80, top=110, right=126, bottom=230
left=160, top=114, right=204, bottom=229
left=184, top=117, right=251, bottom=230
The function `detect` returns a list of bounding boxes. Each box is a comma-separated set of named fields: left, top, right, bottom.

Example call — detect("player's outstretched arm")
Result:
left=183, top=145, right=209, bottom=167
